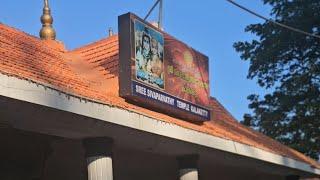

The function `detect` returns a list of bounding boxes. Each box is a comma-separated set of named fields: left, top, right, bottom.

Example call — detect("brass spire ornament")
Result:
left=39, top=0, right=56, bottom=40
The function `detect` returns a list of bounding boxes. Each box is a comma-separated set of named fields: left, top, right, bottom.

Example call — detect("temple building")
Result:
left=0, top=1, right=319, bottom=180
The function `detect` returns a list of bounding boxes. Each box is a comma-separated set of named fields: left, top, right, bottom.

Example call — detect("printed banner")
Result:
left=164, top=34, right=210, bottom=107
left=134, top=20, right=165, bottom=89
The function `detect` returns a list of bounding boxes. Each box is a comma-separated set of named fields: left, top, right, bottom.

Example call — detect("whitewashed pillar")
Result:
left=83, top=137, right=113, bottom=180
left=177, top=155, right=199, bottom=180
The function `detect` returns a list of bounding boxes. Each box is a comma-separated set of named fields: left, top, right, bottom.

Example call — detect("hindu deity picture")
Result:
left=134, top=20, right=164, bottom=89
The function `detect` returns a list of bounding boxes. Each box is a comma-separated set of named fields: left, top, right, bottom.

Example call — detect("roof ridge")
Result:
left=0, top=23, right=39, bottom=41
left=210, top=97, right=239, bottom=122
left=0, top=23, right=66, bottom=52
left=71, top=35, right=118, bottom=53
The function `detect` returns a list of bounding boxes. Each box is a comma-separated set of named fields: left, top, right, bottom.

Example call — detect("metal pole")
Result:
left=158, top=0, right=163, bottom=29
left=144, top=0, right=161, bottom=21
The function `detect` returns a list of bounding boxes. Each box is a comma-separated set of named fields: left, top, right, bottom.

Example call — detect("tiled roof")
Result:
left=0, top=23, right=319, bottom=169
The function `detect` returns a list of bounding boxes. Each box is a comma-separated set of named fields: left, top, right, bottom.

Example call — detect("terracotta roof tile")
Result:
left=0, top=23, right=319, bottom=169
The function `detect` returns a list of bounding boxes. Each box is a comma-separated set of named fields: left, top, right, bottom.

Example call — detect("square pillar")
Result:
left=177, top=154, right=199, bottom=180
left=83, top=137, right=113, bottom=180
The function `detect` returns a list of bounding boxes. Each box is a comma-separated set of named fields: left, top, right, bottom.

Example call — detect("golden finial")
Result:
left=40, top=0, right=56, bottom=40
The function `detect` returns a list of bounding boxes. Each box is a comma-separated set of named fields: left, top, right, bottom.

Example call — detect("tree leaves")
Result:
left=236, top=0, right=320, bottom=160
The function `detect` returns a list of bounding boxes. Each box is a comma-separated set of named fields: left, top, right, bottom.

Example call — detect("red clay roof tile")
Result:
left=0, top=23, right=319, bottom=169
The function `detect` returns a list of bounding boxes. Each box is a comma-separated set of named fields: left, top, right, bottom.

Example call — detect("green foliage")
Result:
left=235, top=0, right=320, bottom=160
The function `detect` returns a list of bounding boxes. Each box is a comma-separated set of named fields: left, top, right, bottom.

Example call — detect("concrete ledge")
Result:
left=0, top=74, right=319, bottom=176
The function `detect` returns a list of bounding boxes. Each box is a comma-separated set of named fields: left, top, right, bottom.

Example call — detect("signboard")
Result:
left=119, top=13, right=211, bottom=121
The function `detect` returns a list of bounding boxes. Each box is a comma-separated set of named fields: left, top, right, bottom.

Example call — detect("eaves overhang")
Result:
left=0, top=73, right=319, bottom=177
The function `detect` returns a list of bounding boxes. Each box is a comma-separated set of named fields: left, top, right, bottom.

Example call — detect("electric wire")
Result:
left=226, top=0, right=320, bottom=40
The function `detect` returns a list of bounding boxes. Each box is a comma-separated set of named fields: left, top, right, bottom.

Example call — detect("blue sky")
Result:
left=0, top=0, right=272, bottom=121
